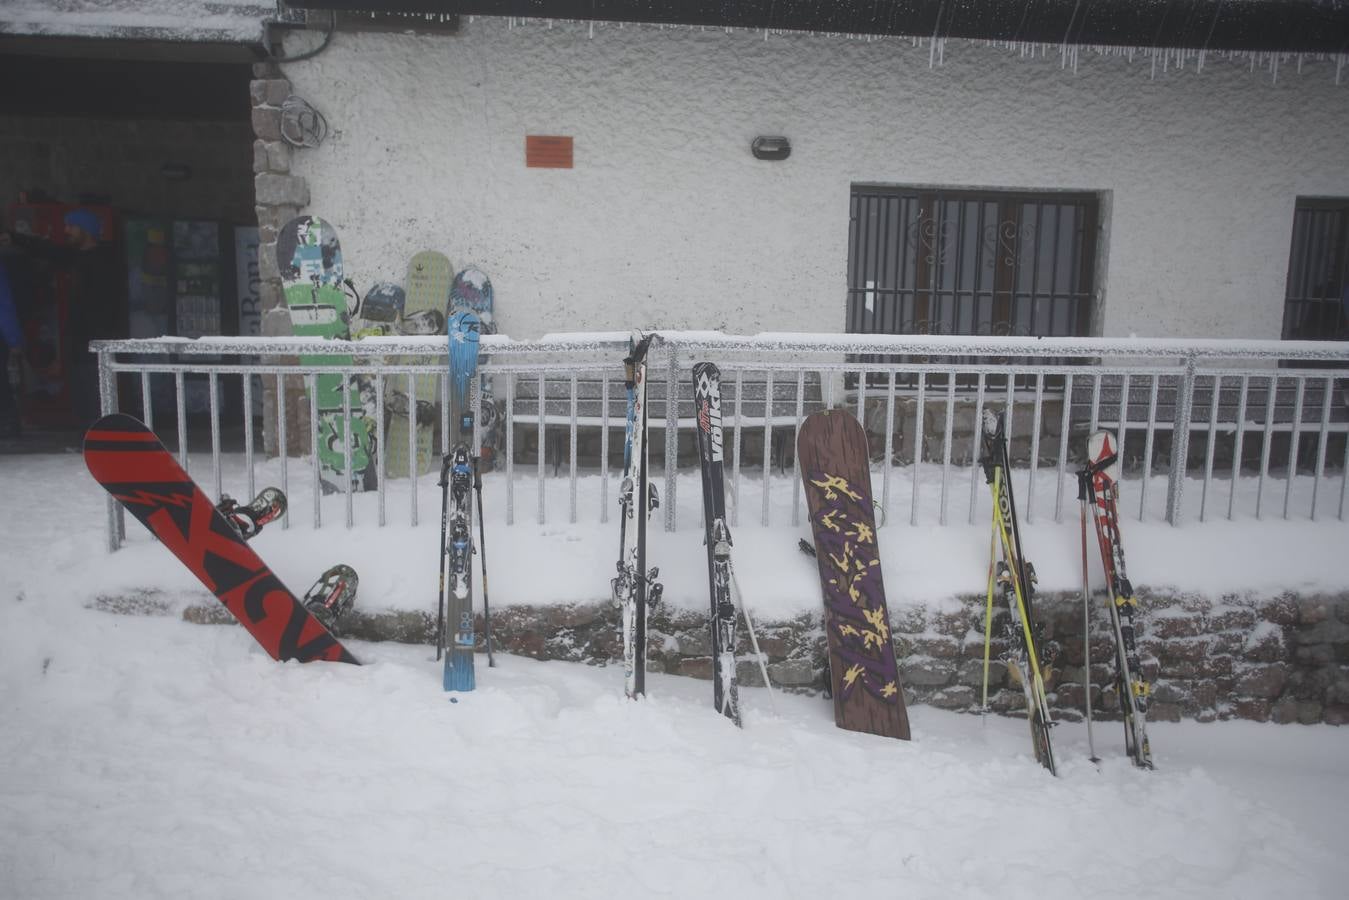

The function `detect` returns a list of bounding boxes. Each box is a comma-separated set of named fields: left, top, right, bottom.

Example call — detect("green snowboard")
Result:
left=276, top=215, right=376, bottom=494
left=385, top=250, right=451, bottom=478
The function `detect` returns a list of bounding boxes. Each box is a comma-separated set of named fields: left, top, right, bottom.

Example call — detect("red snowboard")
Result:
left=84, top=414, right=359, bottom=665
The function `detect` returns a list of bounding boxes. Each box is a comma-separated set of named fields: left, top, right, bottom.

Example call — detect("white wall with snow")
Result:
left=282, top=19, right=1349, bottom=340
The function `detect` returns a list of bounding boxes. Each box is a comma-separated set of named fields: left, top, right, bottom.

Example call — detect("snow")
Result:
left=2, top=449, right=1348, bottom=897
left=0, top=0, right=271, bottom=43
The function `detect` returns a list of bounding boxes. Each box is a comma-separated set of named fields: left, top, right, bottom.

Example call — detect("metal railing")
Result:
left=94, top=332, right=1349, bottom=550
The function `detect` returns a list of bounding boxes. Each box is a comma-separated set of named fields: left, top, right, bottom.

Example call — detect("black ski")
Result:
left=612, top=331, right=662, bottom=698
left=692, top=362, right=741, bottom=726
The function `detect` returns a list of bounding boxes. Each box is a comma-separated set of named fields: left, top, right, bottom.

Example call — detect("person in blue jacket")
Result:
left=0, top=257, right=21, bottom=438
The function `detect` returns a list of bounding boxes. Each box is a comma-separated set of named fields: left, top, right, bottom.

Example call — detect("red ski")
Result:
left=84, top=414, right=359, bottom=665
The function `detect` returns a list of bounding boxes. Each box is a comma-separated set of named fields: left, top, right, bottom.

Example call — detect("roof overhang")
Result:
left=287, top=0, right=1349, bottom=54
left=0, top=1, right=273, bottom=49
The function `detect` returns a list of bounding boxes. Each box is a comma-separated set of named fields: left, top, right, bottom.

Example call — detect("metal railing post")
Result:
left=98, top=347, right=123, bottom=551
left=664, top=342, right=680, bottom=532
left=1165, top=355, right=1197, bottom=525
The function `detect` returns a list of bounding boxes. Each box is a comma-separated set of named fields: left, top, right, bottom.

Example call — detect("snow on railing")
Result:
left=93, top=332, right=1349, bottom=550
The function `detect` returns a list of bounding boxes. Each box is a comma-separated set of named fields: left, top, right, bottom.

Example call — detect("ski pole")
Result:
left=472, top=454, right=495, bottom=667
left=435, top=452, right=452, bottom=661
left=1079, top=470, right=1100, bottom=764
left=731, top=567, right=778, bottom=715
left=980, top=503, right=998, bottom=721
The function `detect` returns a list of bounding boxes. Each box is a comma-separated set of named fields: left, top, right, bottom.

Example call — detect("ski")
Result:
left=84, top=414, right=358, bottom=664
left=451, top=266, right=501, bottom=470
left=692, top=361, right=741, bottom=726
left=442, top=310, right=482, bottom=692
left=1082, top=430, right=1154, bottom=769
left=979, top=410, right=1056, bottom=774
left=442, top=443, right=475, bottom=691
left=612, top=332, right=662, bottom=699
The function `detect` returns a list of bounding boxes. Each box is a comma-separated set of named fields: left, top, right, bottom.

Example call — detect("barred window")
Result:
left=847, top=186, right=1099, bottom=338
left=1282, top=199, right=1349, bottom=342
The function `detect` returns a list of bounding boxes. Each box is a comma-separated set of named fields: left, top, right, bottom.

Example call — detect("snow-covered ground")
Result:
left=2, top=451, right=1348, bottom=898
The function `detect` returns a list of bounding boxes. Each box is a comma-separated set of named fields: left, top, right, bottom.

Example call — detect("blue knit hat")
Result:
left=64, top=209, right=102, bottom=241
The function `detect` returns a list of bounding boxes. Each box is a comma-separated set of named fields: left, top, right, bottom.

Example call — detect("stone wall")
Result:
left=249, top=64, right=313, bottom=456
left=317, top=588, right=1349, bottom=725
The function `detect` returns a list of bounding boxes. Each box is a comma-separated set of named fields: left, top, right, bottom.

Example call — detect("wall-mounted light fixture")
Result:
left=751, top=136, right=791, bottom=161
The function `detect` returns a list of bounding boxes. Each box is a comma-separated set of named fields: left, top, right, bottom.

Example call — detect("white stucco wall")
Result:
left=282, top=19, right=1349, bottom=340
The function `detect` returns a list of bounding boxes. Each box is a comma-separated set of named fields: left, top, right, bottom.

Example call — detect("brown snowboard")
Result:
left=797, top=409, right=911, bottom=741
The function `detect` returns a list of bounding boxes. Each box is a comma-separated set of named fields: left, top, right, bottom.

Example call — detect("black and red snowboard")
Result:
left=797, top=410, right=910, bottom=741
left=84, top=414, right=359, bottom=665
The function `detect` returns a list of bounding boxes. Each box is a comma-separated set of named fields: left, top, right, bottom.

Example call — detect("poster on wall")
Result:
left=173, top=220, right=221, bottom=340
left=234, top=226, right=262, bottom=417
left=173, top=220, right=222, bottom=413
left=125, top=218, right=172, bottom=338
left=124, top=218, right=175, bottom=417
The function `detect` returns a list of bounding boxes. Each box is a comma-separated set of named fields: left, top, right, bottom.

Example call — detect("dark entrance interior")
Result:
left=0, top=40, right=256, bottom=448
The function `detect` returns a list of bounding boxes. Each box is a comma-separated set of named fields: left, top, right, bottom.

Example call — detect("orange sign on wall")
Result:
left=526, top=135, right=574, bottom=169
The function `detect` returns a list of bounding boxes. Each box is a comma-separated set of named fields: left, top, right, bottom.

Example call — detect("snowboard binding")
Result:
left=645, top=567, right=664, bottom=608
left=386, top=390, right=437, bottom=426
left=399, top=307, right=447, bottom=336
left=610, top=563, right=663, bottom=609
left=303, top=564, right=358, bottom=632
left=709, top=520, right=733, bottom=562
left=617, top=479, right=660, bottom=517
left=218, top=488, right=287, bottom=541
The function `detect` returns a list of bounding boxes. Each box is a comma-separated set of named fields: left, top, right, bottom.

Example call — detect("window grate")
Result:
left=1282, top=199, right=1349, bottom=344
left=846, top=185, right=1100, bottom=387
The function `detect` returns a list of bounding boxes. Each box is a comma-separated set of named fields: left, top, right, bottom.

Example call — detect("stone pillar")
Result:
left=250, top=63, right=311, bottom=457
